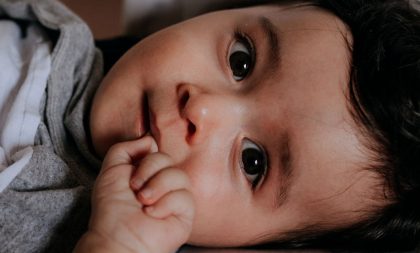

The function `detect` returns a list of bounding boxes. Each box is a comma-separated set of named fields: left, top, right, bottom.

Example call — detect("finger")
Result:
left=101, top=136, right=157, bottom=172
left=144, top=189, right=195, bottom=226
left=137, top=167, right=191, bottom=205
left=130, top=152, right=173, bottom=190
left=93, top=164, right=136, bottom=200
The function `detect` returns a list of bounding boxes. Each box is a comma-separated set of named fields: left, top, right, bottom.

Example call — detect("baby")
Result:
left=75, top=0, right=420, bottom=252
left=1, top=0, right=419, bottom=252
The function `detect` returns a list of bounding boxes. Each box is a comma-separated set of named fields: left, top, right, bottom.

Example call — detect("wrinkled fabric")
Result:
left=0, top=20, right=52, bottom=192
left=0, top=0, right=103, bottom=252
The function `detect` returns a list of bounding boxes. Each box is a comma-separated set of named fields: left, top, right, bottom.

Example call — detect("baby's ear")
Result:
left=410, top=0, right=420, bottom=12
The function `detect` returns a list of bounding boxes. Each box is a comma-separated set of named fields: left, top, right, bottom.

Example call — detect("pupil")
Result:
left=230, top=51, right=251, bottom=78
left=242, top=148, right=264, bottom=175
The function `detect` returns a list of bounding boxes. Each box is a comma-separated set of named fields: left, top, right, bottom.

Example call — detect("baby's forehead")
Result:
left=233, top=3, right=349, bottom=34
left=234, top=4, right=352, bottom=75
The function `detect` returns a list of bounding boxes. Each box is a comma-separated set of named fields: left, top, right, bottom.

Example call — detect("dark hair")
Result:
left=224, top=0, right=420, bottom=251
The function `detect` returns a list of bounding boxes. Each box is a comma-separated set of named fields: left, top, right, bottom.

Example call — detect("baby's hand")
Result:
left=74, top=136, right=195, bottom=253
left=129, top=146, right=195, bottom=251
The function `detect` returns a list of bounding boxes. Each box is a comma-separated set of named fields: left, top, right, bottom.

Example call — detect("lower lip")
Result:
left=141, top=95, right=159, bottom=144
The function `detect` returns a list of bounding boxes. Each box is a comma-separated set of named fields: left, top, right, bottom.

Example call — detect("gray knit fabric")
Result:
left=0, top=0, right=103, bottom=252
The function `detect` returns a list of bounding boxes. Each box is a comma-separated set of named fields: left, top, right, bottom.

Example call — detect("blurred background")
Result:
left=59, top=0, right=244, bottom=39
left=60, top=0, right=124, bottom=39
left=60, top=0, right=420, bottom=39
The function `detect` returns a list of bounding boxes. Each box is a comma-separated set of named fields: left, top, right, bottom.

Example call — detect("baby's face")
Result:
left=90, top=4, right=385, bottom=247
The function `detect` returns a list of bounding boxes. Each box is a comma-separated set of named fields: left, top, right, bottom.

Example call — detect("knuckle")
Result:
left=155, top=168, right=190, bottom=189
left=100, top=164, right=131, bottom=185
left=171, top=169, right=191, bottom=189
left=173, top=189, right=192, bottom=203
left=139, top=153, right=173, bottom=174
left=137, top=156, right=160, bottom=177
left=165, top=167, right=189, bottom=180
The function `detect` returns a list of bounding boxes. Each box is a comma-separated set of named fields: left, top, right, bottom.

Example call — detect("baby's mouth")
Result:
left=142, top=95, right=160, bottom=147
left=140, top=94, right=151, bottom=137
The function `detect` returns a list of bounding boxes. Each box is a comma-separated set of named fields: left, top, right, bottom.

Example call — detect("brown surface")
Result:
left=60, top=0, right=124, bottom=39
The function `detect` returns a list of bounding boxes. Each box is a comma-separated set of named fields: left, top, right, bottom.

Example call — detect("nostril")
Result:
left=179, top=89, right=190, bottom=110
left=186, top=120, right=196, bottom=143
left=188, top=120, right=196, bottom=135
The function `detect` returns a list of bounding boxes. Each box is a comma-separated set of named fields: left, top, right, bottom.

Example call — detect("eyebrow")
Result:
left=256, top=16, right=292, bottom=209
left=272, top=132, right=294, bottom=210
left=258, top=15, right=281, bottom=75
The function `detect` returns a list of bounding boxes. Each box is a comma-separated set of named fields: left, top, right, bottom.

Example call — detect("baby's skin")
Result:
left=74, top=136, right=194, bottom=253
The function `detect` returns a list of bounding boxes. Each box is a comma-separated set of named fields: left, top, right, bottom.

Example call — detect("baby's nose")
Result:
left=177, top=84, right=242, bottom=145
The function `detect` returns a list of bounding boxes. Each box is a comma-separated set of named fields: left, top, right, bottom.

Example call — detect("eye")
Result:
left=240, top=138, right=268, bottom=189
left=228, top=34, right=255, bottom=81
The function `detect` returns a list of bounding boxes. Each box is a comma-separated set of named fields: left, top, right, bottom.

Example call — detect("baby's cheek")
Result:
left=188, top=182, right=244, bottom=241
left=183, top=161, right=229, bottom=206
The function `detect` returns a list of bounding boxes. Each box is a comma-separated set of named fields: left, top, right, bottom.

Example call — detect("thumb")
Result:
left=94, top=136, right=158, bottom=197
left=101, top=135, right=158, bottom=173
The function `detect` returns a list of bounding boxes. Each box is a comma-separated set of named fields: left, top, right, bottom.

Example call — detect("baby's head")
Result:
left=90, top=0, right=420, bottom=251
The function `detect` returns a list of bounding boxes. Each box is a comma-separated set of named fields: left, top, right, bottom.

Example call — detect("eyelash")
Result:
left=234, top=29, right=256, bottom=57
left=239, top=138, right=269, bottom=191
left=227, top=29, right=256, bottom=82
left=228, top=30, right=266, bottom=190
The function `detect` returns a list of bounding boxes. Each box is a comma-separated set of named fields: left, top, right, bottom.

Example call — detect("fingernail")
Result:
left=141, top=188, right=153, bottom=199
left=150, top=138, right=158, bottom=153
